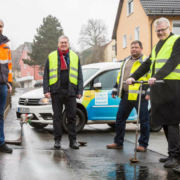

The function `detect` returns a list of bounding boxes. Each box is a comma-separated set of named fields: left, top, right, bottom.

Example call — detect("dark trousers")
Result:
left=163, top=125, right=180, bottom=158
left=51, top=91, right=77, bottom=141
left=0, top=83, right=7, bottom=146
left=114, top=93, right=150, bottom=148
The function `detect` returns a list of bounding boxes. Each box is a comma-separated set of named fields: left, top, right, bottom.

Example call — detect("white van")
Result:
left=16, top=62, right=162, bottom=132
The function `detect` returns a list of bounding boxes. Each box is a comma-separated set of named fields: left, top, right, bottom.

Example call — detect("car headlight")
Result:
left=38, top=98, right=52, bottom=105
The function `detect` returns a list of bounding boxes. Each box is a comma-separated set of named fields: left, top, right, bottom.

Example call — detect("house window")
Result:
left=38, top=71, right=44, bottom=76
left=123, top=34, right=127, bottom=48
left=173, top=21, right=180, bottom=35
left=112, top=45, right=115, bottom=50
left=24, top=64, right=26, bottom=69
left=135, top=26, right=140, bottom=40
left=27, top=72, right=30, bottom=76
left=127, top=0, right=133, bottom=16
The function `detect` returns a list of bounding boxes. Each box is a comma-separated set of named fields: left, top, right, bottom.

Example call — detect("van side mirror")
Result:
left=93, top=82, right=102, bottom=89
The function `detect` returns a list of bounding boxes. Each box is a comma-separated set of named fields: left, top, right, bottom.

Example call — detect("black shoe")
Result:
left=173, top=167, right=180, bottom=174
left=69, top=141, right=79, bottom=149
left=0, top=143, right=13, bottom=153
left=54, top=140, right=61, bottom=149
left=164, top=156, right=178, bottom=168
left=159, top=157, right=168, bottom=163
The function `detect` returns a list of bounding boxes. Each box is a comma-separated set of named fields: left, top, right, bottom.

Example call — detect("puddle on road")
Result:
left=81, top=163, right=180, bottom=180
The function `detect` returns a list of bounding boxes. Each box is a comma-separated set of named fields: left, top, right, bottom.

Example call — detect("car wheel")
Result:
left=62, top=108, right=86, bottom=133
left=29, top=123, right=48, bottom=129
left=107, top=123, right=115, bottom=128
left=149, top=111, right=162, bottom=132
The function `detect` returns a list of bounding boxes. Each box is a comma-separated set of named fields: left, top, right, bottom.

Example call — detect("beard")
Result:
left=0, top=30, right=2, bottom=35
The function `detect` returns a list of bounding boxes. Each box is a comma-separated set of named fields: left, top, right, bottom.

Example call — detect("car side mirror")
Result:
left=93, top=82, right=102, bottom=89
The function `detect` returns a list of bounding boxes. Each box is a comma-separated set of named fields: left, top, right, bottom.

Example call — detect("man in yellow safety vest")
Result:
left=43, top=35, right=83, bottom=149
left=107, top=40, right=150, bottom=152
left=127, top=17, right=180, bottom=169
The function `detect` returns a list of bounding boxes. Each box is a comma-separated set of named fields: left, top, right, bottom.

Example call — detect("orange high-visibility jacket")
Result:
left=0, top=37, right=12, bottom=84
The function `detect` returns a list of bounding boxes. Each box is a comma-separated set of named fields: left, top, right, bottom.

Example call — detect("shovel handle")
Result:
left=123, top=80, right=164, bottom=84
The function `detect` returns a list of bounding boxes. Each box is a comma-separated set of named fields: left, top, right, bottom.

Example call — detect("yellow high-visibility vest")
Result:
left=48, top=50, right=78, bottom=85
left=117, top=55, right=150, bottom=100
left=150, top=35, right=180, bottom=79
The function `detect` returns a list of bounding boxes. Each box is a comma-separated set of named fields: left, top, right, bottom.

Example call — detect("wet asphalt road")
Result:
left=2, top=88, right=180, bottom=180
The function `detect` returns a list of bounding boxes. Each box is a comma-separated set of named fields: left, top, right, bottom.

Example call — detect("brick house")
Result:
left=16, top=42, right=43, bottom=88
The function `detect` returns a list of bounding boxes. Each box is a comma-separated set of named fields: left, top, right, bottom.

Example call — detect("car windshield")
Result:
left=82, top=68, right=99, bottom=82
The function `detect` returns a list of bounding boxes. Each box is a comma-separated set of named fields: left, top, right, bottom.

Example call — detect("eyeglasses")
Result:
left=60, top=42, right=68, bottom=45
left=155, top=27, right=169, bottom=33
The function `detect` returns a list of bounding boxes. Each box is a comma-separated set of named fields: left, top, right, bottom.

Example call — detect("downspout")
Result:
left=151, top=15, right=156, bottom=50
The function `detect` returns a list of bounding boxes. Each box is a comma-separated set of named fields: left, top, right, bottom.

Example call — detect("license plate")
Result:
left=18, top=108, right=30, bottom=113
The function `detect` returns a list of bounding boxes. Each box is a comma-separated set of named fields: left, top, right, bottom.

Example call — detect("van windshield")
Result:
left=82, top=68, right=99, bottom=82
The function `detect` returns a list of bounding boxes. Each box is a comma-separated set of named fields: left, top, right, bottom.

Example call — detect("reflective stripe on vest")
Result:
left=48, top=50, right=79, bottom=86
left=150, top=35, right=180, bottom=80
left=116, top=55, right=150, bottom=100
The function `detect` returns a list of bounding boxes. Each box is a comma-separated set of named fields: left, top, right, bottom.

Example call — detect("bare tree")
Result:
left=78, top=19, right=108, bottom=49
left=79, top=19, right=108, bottom=64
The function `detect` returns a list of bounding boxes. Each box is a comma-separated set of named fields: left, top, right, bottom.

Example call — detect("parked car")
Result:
left=16, top=62, right=162, bottom=132
left=34, top=81, right=43, bottom=88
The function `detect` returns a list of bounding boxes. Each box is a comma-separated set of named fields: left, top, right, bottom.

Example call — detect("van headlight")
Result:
left=38, top=98, right=52, bottom=105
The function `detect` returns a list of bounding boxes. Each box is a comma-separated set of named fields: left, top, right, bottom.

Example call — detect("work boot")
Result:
left=0, top=143, right=13, bottom=153
left=70, top=141, right=79, bottom=149
left=173, top=167, right=180, bottom=174
left=136, top=146, right=147, bottom=152
left=106, top=143, right=123, bottom=149
left=160, top=156, right=180, bottom=163
left=164, top=156, right=178, bottom=168
left=54, top=140, right=61, bottom=149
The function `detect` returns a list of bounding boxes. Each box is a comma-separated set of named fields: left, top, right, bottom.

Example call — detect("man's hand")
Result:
left=111, top=94, right=116, bottom=99
left=45, top=92, right=51, bottom=99
left=126, top=77, right=135, bottom=85
left=145, top=95, right=150, bottom=100
left=77, top=94, right=82, bottom=99
left=148, top=78, right=157, bottom=86
left=7, top=83, right=12, bottom=93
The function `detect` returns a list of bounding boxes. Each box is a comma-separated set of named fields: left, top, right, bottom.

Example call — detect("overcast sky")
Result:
left=1, top=0, right=119, bottom=51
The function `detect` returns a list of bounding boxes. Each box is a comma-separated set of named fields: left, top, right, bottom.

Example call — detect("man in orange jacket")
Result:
left=0, top=19, right=13, bottom=153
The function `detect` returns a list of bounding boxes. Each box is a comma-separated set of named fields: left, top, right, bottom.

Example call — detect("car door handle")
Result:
left=85, top=95, right=91, bottom=97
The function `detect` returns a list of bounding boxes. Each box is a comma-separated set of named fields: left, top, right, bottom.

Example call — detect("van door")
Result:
left=89, top=69, right=120, bottom=120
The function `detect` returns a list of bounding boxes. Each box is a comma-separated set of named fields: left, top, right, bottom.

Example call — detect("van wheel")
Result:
left=29, top=123, right=48, bottom=129
left=107, top=124, right=115, bottom=128
left=149, top=111, right=162, bottom=132
left=62, top=108, right=86, bottom=133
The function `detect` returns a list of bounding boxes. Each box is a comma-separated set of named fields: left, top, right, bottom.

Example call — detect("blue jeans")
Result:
left=114, top=93, right=150, bottom=148
left=0, top=83, right=7, bottom=146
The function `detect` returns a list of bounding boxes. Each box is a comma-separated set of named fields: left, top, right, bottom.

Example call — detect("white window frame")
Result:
left=24, top=64, right=26, bottom=69
left=123, top=34, right=127, bottom=49
left=172, top=20, right=180, bottom=35
left=27, top=72, right=30, bottom=76
left=127, top=0, right=133, bottom=16
left=135, top=26, right=140, bottom=40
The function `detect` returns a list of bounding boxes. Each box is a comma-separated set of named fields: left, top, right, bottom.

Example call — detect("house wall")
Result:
left=116, top=0, right=151, bottom=59
left=19, top=50, right=34, bottom=77
left=19, top=50, right=43, bottom=81
left=104, top=40, right=117, bottom=62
